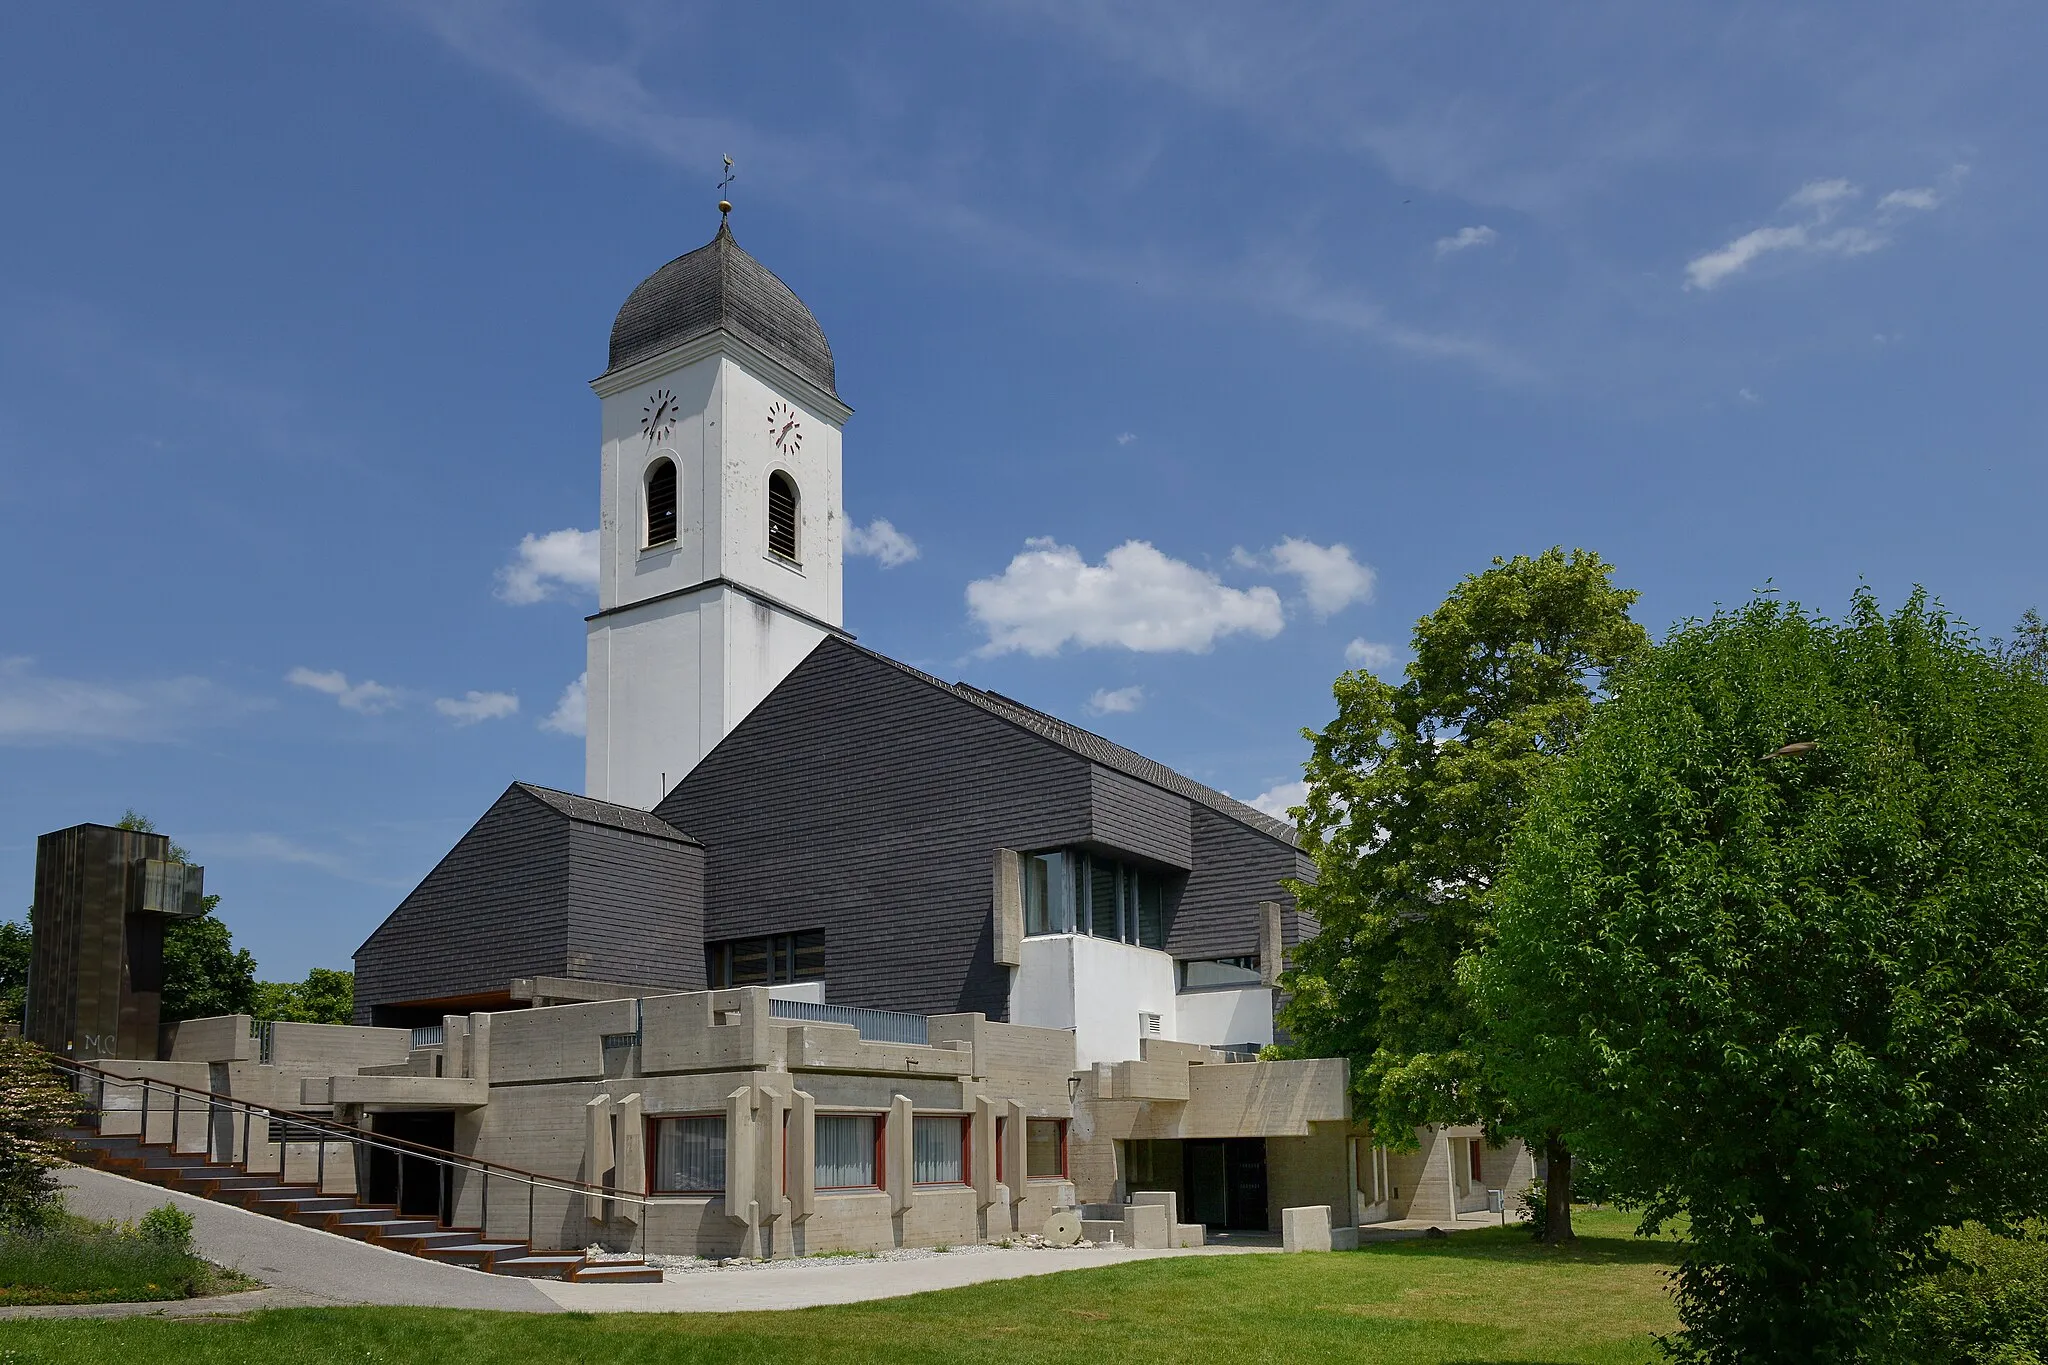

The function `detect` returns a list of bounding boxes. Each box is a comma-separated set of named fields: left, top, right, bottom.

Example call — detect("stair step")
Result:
left=386, top=1230, right=492, bottom=1252
left=490, top=1254, right=587, bottom=1278
left=419, top=1242, right=532, bottom=1267
left=341, top=1218, right=446, bottom=1241
left=570, top=1262, right=664, bottom=1284
left=327, top=1206, right=403, bottom=1223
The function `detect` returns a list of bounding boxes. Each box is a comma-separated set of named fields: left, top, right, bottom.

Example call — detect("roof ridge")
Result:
left=513, top=782, right=699, bottom=843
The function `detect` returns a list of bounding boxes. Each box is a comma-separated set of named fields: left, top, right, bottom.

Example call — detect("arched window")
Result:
left=645, top=458, right=677, bottom=547
left=767, top=471, right=799, bottom=561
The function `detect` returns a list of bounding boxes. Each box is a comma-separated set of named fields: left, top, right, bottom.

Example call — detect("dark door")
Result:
left=1225, top=1137, right=1269, bottom=1231
left=1185, top=1142, right=1228, bottom=1226
left=361, top=1111, right=457, bottom=1221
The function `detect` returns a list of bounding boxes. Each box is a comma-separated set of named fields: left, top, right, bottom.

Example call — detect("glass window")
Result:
left=652, top=1115, right=725, bottom=1192
left=1023, top=852, right=1076, bottom=935
left=1026, top=1119, right=1066, bottom=1179
left=1179, top=956, right=1262, bottom=990
left=1021, top=849, right=1170, bottom=947
left=768, top=472, right=799, bottom=560
left=816, top=1114, right=878, bottom=1189
left=912, top=1115, right=965, bottom=1185
left=1087, top=855, right=1119, bottom=939
left=706, top=932, right=826, bottom=987
left=1136, top=874, right=1165, bottom=950
left=645, top=459, right=678, bottom=546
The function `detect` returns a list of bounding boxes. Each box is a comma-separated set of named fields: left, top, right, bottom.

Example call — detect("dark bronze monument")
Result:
left=27, top=823, right=205, bottom=1059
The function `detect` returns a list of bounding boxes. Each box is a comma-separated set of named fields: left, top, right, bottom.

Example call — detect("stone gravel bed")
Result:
left=584, top=1236, right=1101, bottom=1274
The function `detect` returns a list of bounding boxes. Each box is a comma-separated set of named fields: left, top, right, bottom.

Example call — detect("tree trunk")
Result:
left=1544, top=1131, right=1576, bottom=1244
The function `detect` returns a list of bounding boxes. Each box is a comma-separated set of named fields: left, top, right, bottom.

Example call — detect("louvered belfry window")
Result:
left=767, top=471, right=799, bottom=560
left=645, top=459, right=678, bottom=547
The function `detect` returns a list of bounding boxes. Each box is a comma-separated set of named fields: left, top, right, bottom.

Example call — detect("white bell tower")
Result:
left=584, top=210, right=851, bottom=807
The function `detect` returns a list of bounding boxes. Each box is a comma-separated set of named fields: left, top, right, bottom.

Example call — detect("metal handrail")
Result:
left=47, top=1055, right=658, bottom=1255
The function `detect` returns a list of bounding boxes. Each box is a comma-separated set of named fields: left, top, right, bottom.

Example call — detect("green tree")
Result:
left=253, top=967, right=353, bottom=1024
left=0, top=1033, right=83, bottom=1228
left=0, top=915, right=28, bottom=1028
left=2006, top=606, right=2048, bottom=681
left=1279, top=547, right=1648, bottom=1243
left=115, top=813, right=257, bottom=1022
left=1468, top=590, right=2048, bottom=1363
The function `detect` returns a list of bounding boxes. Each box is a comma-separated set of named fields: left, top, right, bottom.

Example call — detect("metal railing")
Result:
left=47, top=1055, right=655, bottom=1257
left=410, top=1024, right=445, bottom=1049
left=769, top=997, right=929, bottom=1045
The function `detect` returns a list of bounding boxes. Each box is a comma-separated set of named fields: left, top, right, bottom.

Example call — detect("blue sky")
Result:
left=3, top=3, right=2042, bottom=980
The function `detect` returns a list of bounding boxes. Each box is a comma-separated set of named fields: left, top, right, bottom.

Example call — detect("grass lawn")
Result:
left=0, top=1216, right=251, bottom=1308
left=0, top=1209, right=1680, bottom=1364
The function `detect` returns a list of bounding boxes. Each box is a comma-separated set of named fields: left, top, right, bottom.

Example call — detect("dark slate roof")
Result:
left=605, top=219, right=837, bottom=398
left=844, top=643, right=1300, bottom=846
left=514, top=783, right=700, bottom=844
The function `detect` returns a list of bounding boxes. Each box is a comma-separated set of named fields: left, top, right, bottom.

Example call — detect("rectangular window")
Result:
left=912, top=1115, right=966, bottom=1185
left=1179, top=956, right=1262, bottom=990
left=1469, top=1139, right=1484, bottom=1183
left=1022, top=849, right=1167, bottom=949
left=652, top=1115, right=726, bottom=1193
left=706, top=930, right=826, bottom=988
left=815, top=1114, right=880, bottom=1190
left=1025, top=1119, right=1067, bottom=1180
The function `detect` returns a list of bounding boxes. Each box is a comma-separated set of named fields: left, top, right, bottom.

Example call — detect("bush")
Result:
left=0, top=1035, right=83, bottom=1229
left=1892, top=1224, right=2048, bottom=1363
left=1520, top=1180, right=1549, bottom=1242
left=137, top=1203, right=193, bottom=1253
left=0, top=1217, right=219, bottom=1305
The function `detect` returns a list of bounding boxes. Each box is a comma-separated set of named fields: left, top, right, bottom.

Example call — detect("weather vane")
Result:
left=718, top=156, right=736, bottom=215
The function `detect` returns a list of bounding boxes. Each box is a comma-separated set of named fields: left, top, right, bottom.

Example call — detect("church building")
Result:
left=88, top=211, right=1531, bottom=1259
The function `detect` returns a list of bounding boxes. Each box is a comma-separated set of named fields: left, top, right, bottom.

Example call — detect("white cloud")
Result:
left=497, top=528, right=599, bottom=604
left=1086, top=685, right=1145, bottom=715
left=1345, top=638, right=1397, bottom=670
left=1116, top=432, right=1138, bottom=446
left=434, top=690, right=519, bottom=725
left=1435, top=225, right=1498, bottom=257
left=1235, top=538, right=1375, bottom=617
left=845, top=518, right=920, bottom=567
left=1878, top=186, right=1940, bottom=213
left=0, top=657, right=250, bottom=745
left=287, top=666, right=401, bottom=715
left=1247, top=780, right=1308, bottom=822
left=966, top=538, right=1284, bottom=656
left=1684, top=173, right=1955, bottom=291
left=541, top=673, right=587, bottom=737
left=1738, top=387, right=1762, bottom=404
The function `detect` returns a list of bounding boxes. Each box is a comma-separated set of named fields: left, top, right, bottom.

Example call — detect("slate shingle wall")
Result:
left=658, top=641, right=1097, bottom=1020
left=1167, top=805, right=1309, bottom=963
left=1087, top=767, right=1192, bottom=869
left=352, top=788, right=571, bottom=1023
left=566, top=824, right=706, bottom=990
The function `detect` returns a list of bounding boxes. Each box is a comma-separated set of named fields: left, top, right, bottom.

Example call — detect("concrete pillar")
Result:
left=467, top=1011, right=491, bottom=1083
left=991, top=849, right=1023, bottom=967
left=615, top=1093, right=644, bottom=1223
left=1001, top=1099, right=1028, bottom=1210
left=584, top=1093, right=614, bottom=1225
left=787, top=1090, right=816, bottom=1221
left=1259, top=902, right=1285, bottom=986
left=725, top=1085, right=757, bottom=1229
left=887, top=1094, right=915, bottom=1214
left=756, top=1085, right=788, bottom=1227
left=971, top=1095, right=999, bottom=1208
left=1282, top=1205, right=1333, bottom=1252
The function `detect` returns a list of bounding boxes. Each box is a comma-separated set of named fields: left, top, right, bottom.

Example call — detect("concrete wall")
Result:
left=1009, top=933, right=1177, bottom=1068
left=1267, top=1122, right=1355, bottom=1235
left=1173, top=986, right=1274, bottom=1050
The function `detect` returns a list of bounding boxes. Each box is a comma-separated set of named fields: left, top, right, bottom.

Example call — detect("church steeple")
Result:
left=583, top=214, right=852, bottom=807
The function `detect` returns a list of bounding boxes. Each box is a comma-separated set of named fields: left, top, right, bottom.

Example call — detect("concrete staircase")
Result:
left=68, top=1127, right=661, bottom=1284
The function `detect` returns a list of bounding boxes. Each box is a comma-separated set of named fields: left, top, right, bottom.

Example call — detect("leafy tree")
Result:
left=0, top=915, right=28, bottom=1028
left=0, top=1033, right=83, bottom=1228
left=1469, top=590, right=2048, bottom=1363
left=1279, top=547, right=1648, bottom=1243
left=115, top=813, right=257, bottom=1022
left=253, top=968, right=353, bottom=1025
left=2006, top=607, right=2048, bottom=682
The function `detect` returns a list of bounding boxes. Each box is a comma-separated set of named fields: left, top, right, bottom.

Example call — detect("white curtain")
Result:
left=654, top=1115, right=725, bottom=1192
left=913, top=1116, right=963, bottom=1185
left=815, top=1114, right=877, bottom=1188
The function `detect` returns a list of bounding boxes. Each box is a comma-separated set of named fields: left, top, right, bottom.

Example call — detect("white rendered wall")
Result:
left=1173, top=986, right=1275, bottom=1051
left=586, top=341, right=845, bottom=805
left=1009, top=935, right=1178, bottom=1068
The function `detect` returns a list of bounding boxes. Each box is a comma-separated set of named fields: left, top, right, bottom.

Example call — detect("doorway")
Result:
left=360, top=1111, right=456, bottom=1222
left=1184, top=1138, right=1268, bottom=1231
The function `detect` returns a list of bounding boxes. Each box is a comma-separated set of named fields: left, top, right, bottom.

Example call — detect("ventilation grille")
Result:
left=646, top=459, right=678, bottom=546
left=1139, top=1012, right=1163, bottom=1037
left=767, top=474, right=798, bottom=559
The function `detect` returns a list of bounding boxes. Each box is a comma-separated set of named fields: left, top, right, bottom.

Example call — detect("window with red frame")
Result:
left=1468, top=1139, right=1484, bottom=1183
left=1025, top=1119, right=1067, bottom=1180
left=650, top=1115, right=725, bottom=1193
left=815, top=1113, right=882, bottom=1190
left=912, top=1115, right=969, bottom=1186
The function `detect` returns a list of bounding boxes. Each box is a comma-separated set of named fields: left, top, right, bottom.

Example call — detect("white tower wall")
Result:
left=585, top=334, right=849, bottom=806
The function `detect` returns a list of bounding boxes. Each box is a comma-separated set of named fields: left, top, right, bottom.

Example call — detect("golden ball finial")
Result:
left=718, top=200, right=732, bottom=216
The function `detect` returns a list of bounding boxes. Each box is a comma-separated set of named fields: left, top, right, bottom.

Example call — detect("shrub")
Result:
left=0, top=1219, right=213, bottom=1305
left=0, top=1035, right=83, bottom=1230
left=1892, top=1224, right=2048, bottom=1363
left=137, top=1203, right=193, bottom=1253
left=1520, top=1180, right=1549, bottom=1242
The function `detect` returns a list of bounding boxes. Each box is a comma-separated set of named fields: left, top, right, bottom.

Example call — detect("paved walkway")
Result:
left=536, top=1243, right=1270, bottom=1313
left=13, top=1165, right=1273, bottom=1319
left=9, top=1166, right=559, bottom=1318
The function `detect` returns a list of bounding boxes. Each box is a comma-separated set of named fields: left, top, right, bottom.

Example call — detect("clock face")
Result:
left=767, top=400, right=803, bottom=456
left=641, top=388, right=678, bottom=445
